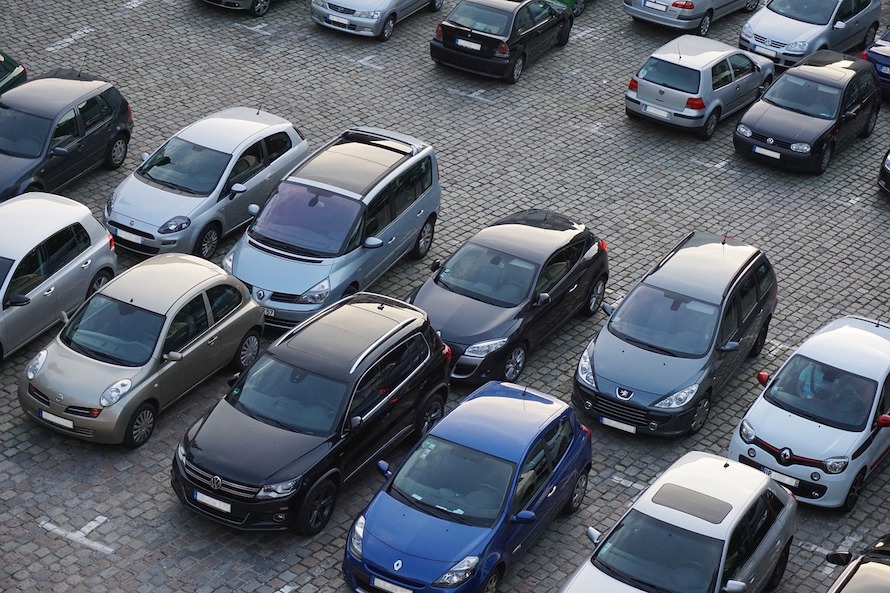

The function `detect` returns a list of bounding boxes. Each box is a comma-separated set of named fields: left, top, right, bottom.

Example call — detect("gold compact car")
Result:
left=17, top=253, right=264, bottom=447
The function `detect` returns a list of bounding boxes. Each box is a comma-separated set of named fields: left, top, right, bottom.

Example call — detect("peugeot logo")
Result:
left=210, top=476, right=222, bottom=490
left=257, top=290, right=265, bottom=300
left=766, top=137, right=775, bottom=145
left=616, top=388, right=633, bottom=400
left=55, top=393, right=65, bottom=403
left=779, top=448, right=792, bottom=463
left=393, top=560, right=403, bottom=571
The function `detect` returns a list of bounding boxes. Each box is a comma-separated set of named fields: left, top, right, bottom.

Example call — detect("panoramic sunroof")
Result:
left=651, top=483, right=732, bottom=524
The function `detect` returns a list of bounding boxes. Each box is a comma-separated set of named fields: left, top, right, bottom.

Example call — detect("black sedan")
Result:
left=429, top=0, right=572, bottom=84
left=733, top=50, right=879, bottom=175
left=825, top=534, right=890, bottom=593
left=0, top=70, right=133, bottom=202
left=408, top=209, right=609, bottom=383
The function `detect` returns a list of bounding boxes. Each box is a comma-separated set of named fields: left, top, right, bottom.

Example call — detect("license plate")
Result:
left=643, top=104, right=670, bottom=119
left=262, top=307, right=275, bottom=318
left=601, top=417, right=636, bottom=434
left=115, top=229, right=143, bottom=244
left=881, top=65, right=890, bottom=74
left=753, top=146, right=780, bottom=159
left=456, top=38, right=482, bottom=51
left=370, top=577, right=412, bottom=593
left=328, top=14, right=349, bottom=24
left=194, top=490, right=232, bottom=513
left=39, top=409, right=74, bottom=429
left=761, top=467, right=799, bottom=488
left=643, top=0, right=667, bottom=11
left=752, top=45, right=777, bottom=58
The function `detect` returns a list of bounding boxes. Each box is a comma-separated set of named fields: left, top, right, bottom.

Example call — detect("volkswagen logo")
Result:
left=55, top=393, right=65, bottom=403
left=393, top=560, right=403, bottom=572
left=779, top=448, right=792, bottom=463
left=584, top=400, right=593, bottom=411
left=210, top=476, right=222, bottom=490
left=766, top=137, right=775, bottom=145
left=616, top=388, right=633, bottom=400
left=658, top=89, right=665, bottom=95
left=257, top=290, right=265, bottom=300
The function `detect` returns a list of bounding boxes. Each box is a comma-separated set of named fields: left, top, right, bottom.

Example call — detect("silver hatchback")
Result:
left=623, top=0, right=759, bottom=36
left=310, top=0, right=443, bottom=41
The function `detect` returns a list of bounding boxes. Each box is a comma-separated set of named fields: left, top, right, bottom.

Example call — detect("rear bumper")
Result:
left=430, top=40, right=511, bottom=79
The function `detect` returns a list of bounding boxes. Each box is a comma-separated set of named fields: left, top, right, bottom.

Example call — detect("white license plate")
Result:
left=371, top=577, right=412, bottom=593
left=643, top=0, right=668, bottom=11
left=601, top=417, right=636, bottom=434
left=753, top=146, right=780, bottom=159
left=752, top=45, right=777, bottom=58
left=456, top=38, right=482, bottom=51
left=643, top=104, right=670, bottom=119
left=881, top=65, right=890, bottom=74
left=328, top=14, right=349, bottom=24
left=39, top=409, right=74, bottom=429
left=761, top=467, right=799, bottom=488
left=115, top=229, right=143, bottom=244
left=194, top=490, right=232, bottom=513
left=262, top=307, right=275, bottom=318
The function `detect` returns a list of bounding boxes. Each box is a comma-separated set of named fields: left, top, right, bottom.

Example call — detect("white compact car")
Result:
left=728, top=315, right=890, bottom=511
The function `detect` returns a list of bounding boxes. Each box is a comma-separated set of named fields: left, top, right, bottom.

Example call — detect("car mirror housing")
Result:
left=723, top=580, right=747, bottom=593
left=602, top=303, right=613, bottom=316
left=227, top=373, right=240, bottom=387
left=376, top=460, right=391, bottom=478
left=719, top=341, right=740, bottom=353
left=833, top=21, right=846, bottom=30
left=140, top=152, right=150, bottom=162
left=826, top=551, right=853, bottom=566
left=586, top=527, right=601, bottom=544
left=230, top=182, right=247, bottom=195
left=349, top=416, right=362, bottom=430
left=757, top=371, right=769, bottom=386
left=164, top=351, right=183, bottom=362
left=248, top=203, right=260, bottom=216
left=7, top=294, right=30, bottom=307
left=51, top=146, right=69, bottom=157
left=877, top=414, right=890, bottom=428
left=364, top=236, right=384, bottom=250
left=59, top=310, right=69, bottom=324
left=534, top=293, right=551, bottom=307
left=842, top=111, right=856, bottom=122
left=430, top=259, right=441, bottom=272
left=511, top=510, right=535, bottom=524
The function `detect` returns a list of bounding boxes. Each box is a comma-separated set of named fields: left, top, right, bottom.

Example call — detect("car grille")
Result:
left=736, top=455, right=827, bottom=500
left=184, top=459, right=261, bottom=500
left=28, top=384, right=50, bottom=406
left=752, top=34, right=787, bottom=49
left=751, top=132, right=792, bottom=149
left=750, top=437, right=822, bottom=469
left=113, top=236, right=161, bottom=255
left=328, top=3, right=356, bottom=14
left=107, top=220, right=155, bottom=240
left=270, top=291, right=302, bottom=304
left=588, top=394, right=649, bottom=427
left=325, top=17, right=357, bottom=30
left=353, top=569, right=426, bottom=592
left=65, top=406, right=99, bottom=418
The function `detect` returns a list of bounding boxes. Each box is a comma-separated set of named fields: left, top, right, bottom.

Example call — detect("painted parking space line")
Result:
left=691, top=157, right=740, bottom=175
left=799, top=534, right=861, bottom=575
left=45, top=27, right=94, bottom=52
left=39, top=515, right=114, bottom=554
left=274, top=586, right=296, bottom=593
left=445, top=88, right=495, bottom=104
left=241, top=23, right=272, bottom=36
left=339, top=54, right=384, bottom=70
left=124, top=0, right=149, bottom=8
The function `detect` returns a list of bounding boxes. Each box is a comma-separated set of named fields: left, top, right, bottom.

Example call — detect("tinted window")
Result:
left=207, top=284, right=243, bottom=322
left=515, top=6, right=533, bottom=32
left=7, top=247, right=48, bottom=296
left=164, top=295, right=210, bottom=353
left=228, top=141, right=265, bottom=187
left=437, top=243, right=537, bottom=308
left=511, top=439, right=551, bottom=513
left=835, top=0, right=855, bottom=20
left=138, top=136, right=230, bottom=195
left=528, top=0, right=551, bottom=24
left=737, top=273, right=758, bottom=321
left=718, top=298, right=740, bottom=345
left=638, top=57, right=701, bottom=94
left=0, top=256, right=13, bottom=300
left=744, top=492, right=780, bottom=550
left=392, top=172, right=417, bottom=219
left=45, top=224, right=89, bottom=274
left=265, top=131, right=293, bottom=163
left=723, top=525, right=753, bottom=583
left=753, top=260, right=774, bottom=298
left=446, top=0, right=512, bottom=36
left=536, top=245, right=579, bottom=293
left=879, top=376, right=890, bottom=415
left=544, top=417, right=572, bottom=466
left=712, top=60, right=732, bottom=90
left=765, top=0, right=835, bottom=25
left=364, top=191, right=394, bottom=238
left=728, top=54, right=755, bottom=79
left=51, top=109, right=79, bottom=149
left=415, top=156, right=433, bottom=196
left=78, top=94, right=112, bottom=131
left=763, top=73, right=840, bottom=119
left=0, top=107, right=52, bottom=158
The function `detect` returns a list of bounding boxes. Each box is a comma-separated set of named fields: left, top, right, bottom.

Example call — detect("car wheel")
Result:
left=556, top=18, right=572, bottom=46
left=193, top=224, right=221, bottom=259
left=698, top=108, right=720, bottom=141
left=231, top=329, right=261, bottom=372
left=864, top=23, right=878, bottom=48
left=297, top=478, right=338, bottom=535
left=249, top=0, right=270, bottom=16
left=124, top=402, right=156, bottom=448
left=378, top=15, right=396, bottom=41
left=743, top=0, right=759, bottom=11
left=86, top=269, right=113, bottom=299
left=697, top=11, right=712, bottom=36
left=687, top=396, right=710, bottom=435
left=747, top=319, right=770, bottom=358
left=765, top=539, right=791, bottom=591
left=506, top=54, right=525, bottom=84
left=562, top=471, right=588, bottom=514
left=429, top=0, right=443, bottom=11
left=104, top=133, right=129, bottom=170
left=842, top=470, right=866, bottom=512
left=415, top=393, right=445, bottom=436
left=815, top=143, right=833, bottom=175
left=580, top=275, right=607, bottom=317
left=572, top=0, right=585, bottom=16
left=410, top=216, right=435, bottom=259
left=859, top=107, right=878, bottom=138
left=481, top=569, right=501, bottom=593
left=342, top=284, right=358, bottom=299
left=503, top=343, right=527, bottom=381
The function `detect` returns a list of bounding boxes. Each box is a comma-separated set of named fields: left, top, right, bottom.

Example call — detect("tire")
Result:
left=506, top=54, right=525, bottom=84
left=296, top=478, right=338, bottom=535
left=415, top=393, right=445, bottom=436
left=429, top=0, right=443, bottom=11
left=864, top=23, right=878, bottom=48
left=743, top=0, right=759, bottom=11
left=123, top=402, right=156, bottom=448
left=747, top=319, right=769, bottom=358
left=410, top=216, right=435, bottom=259
left=697, top=11, right=712, bottom=36
left=378, top=15, right=395, bottom=41
left=342, top=284, right=358, bottom=299
left=231, top=329, right=261, bottom=372
left=841, top=470, right=865, bottom=512
left=859, top=107, right=878, bottom=138
left=815, top=143, right=832, bottom=175
left=249, top=0, right=270, bottom=16
left=104, top=133, right=128, bottom=170
left=765, top=539, right=791, bottom=591
left=556, top=19, right=571, bottom=47
left=687, top=396, right=710, bottom=435
left=626, top=106, right=640, bottom=120
left=571, top=0, right=586, bottom=16
left=481, top=569, right=501, bottom=593
left=502, top=343, right=527, bottom=382
left=562, top=471, right=588, bottom=514
left=580, top=275, right=607, bottom=317
left=86, top=269, right=113, bottom=299
left=697, top=108, right=720, bottom=141
left=193, top=224, right=221, bottom=259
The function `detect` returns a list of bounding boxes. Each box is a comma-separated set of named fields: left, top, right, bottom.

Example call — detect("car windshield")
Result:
left=137, top=136, right=230, bottom=195
left=766, top=0, right=835, bottom=25
left=761, top=73, right=840, bottom=119
left=391, top=435, right=515, bottom=527
left=226, top=354, right=348, bottom=436
left=637, top=57, right=701, bottom=94
left=60, top=294, right=165, bottom=367
left=0, top=256, right=12, bottom=290
left=248, top=181, right=362, bottom=258
left=0, top=105, right=51, bottom=158
left=435, top=243, right=537, bottom=308
left=592, top=509, right=722, bottom=593
left=446, top=1, right=512, bottom=36
left=608, top=283, right=718, bottom=357
left=764, top=354, right=877, bottom=432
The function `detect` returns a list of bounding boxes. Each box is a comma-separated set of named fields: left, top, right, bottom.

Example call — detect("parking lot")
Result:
left=3, top=0, right=890, bottom=591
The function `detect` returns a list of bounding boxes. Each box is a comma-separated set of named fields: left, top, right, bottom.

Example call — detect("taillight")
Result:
left=107, top=232, right=115, bottom=251
left=581, top=424, right=592, bottom=439
left=686, top=97, right=706, bottom=110
left=443, top=343, right=452, bottom=365
left=672, top=0, right=694, bottom=7
left=495, top=43, right=509, bottom=58
left=599, top=238, right=607, bottom=252
left=127, top=104, right=133, bottom=123
left=861, top=50, right=868, bottom=60
left=628, top=77, right=638, bottom=91
left=434, top=25, right=443, bottom=41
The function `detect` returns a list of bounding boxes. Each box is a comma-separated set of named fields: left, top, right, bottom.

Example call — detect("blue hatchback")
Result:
left=863, top=30, right=890, bottom=91
left=342, top=381, right=593, bottom=593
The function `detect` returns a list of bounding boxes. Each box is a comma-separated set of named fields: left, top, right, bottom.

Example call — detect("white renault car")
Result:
left=728, top=315, right=890, bottom=511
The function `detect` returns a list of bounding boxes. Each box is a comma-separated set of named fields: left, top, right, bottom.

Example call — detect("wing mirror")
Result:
left=248, top=203, right=260, bottom=216
left=534, top=293, right=551, bottom=307
left=376, top=460, right=392, bottom=479
left=602, top=303, right=614, bottom=316
left=364, top=237, right=384, bottom=249
left=833, top=20, right=846, bottom=30
left=349, top=416, right=362, bottom=430
left=430, top=259, right=441, bottom=272
left=719, top=341, right=740, bottom=353
left=757, top=371, right=770, bottom=386
left=511, top=510, right=535, bottom=524
left=826, top=551, right=853, bottom=566
left=722, top=581, right=747, bottom=593
left=51, top=146, right=69, bottom=158
left=140, top=152, right=150, bottom=162
left=6, top=294, right=30, bottom=308
left=59, top=310, right=69, bottom=324
left=230, top=183, right=247, bottom=196
left=586, top=527, right=602, bottom=544
left=163, top=351, right=183, bottom=362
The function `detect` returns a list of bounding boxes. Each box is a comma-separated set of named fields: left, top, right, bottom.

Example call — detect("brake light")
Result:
left=599, top=238, right=607, bottom=252
left=495, top=43, right=509, bottom=58
left=581, top=424, right=592, bottom=439
left=628, top=77, right=638, bottom=91
left=686, top=97, right=706, bottom=110
left=107, top=232, right=115, bottom=251
left=434, top=25, right=443, bottom=41
left=443, top=343, right=452, bottom=365
left=126, top=104, right=133, bottom=123
left=672, top=0, right=694, bottom=7
left=861, top=50, right=868, bottom=60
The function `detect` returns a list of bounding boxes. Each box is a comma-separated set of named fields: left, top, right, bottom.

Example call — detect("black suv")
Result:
left=171, top=292, right=451, bottom=534
left=0, top=70, right=133, bottom=202
left=573, top=231, right=777, bottom=437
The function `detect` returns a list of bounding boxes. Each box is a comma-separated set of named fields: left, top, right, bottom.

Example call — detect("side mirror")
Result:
left=364, top=236, right=384, bottom=250
left=841, top=111, right=856, bottom=122
left=534, top=293, right=551, bottom=307
left=349, top=416, right=362, bottom=430
left=140, top=152, right=150, bottom=163
left=719, top=341, right=740, bottom=353
left=826, top=551, right=853, bottom=566
left=230, top=183, right=247, bottom=196
left=833, top=20, right=846, bottom=30
left=877, top=414, right=890, bottom=428
left=722, top=581, right=747, bottom=593
left=227, top=373, right=240, bottom=387
left=51, top=146, right=69, bottom=157
left=430, top=259, right=441, bottom=272
left=602, top=303, right=613, bottom=316
left=586, top=526, right=602, bottom=544
left=248, top=203, right=260, bottom=216
left=164, top=351, right=183, bottom=362
left=757, top=371, right=769, bottom=386
left=376, top=460, right=392, bottom=479
left=60, top=310, right=69, bottom=324
left=511, top=510, right=535, bottom=524
left=7, top=294, right=29, bottom=307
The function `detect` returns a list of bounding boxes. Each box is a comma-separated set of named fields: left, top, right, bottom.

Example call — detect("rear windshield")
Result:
left=766, top=0, right=836, bottom=26
left=446, top=1, right=512, bottom=36
left=637, top=57, right=701, bottom=94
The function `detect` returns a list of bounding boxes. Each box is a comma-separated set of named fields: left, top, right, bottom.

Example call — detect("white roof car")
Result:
left=728, top=315, right=890, bottom=511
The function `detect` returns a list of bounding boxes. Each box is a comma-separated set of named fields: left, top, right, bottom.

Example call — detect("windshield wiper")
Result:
left=72, top=342, right=130, bottom=365
left=593, top=559, right=671, bottom=593
left=251, top=233, right=323, bottom=257
left=622, top=335, right=677, bottom=357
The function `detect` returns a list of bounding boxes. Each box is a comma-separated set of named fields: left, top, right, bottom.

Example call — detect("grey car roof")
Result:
left=176, top=107, right=294, bottom=154
left=0, top=192, right=98, bottom=261
left=0, top=77, right=108, bottom=118
left=652, top=35, right=745, bottom=70
left=469, top=209, right=588, bottom=266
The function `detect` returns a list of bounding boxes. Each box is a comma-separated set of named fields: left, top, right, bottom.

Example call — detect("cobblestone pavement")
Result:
left=3, top=0, right=890, bottom=592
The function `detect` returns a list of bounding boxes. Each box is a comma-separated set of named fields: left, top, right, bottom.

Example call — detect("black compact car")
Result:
left=733, top=50, right=880, bottom=175
left=429, top=0, right=572, bottom=84
left=574, top=231, right=777, bottom=437
left=408, top=209, right=609, bottom=383
left=171, top=293, right=451, bottom=534
left=0, top=50, right=26, bottom=95
left=0, top=71, right=133, bottom=202
left=825, top=535, right=890, bottom=593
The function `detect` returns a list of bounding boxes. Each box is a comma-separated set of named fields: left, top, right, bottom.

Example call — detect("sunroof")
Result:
left=651, top=483, right=732, bottom=524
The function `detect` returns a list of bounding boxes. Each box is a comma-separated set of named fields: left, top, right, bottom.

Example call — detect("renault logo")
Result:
left=393, top=560, right=403, bottom=571
left=210, top=476, right=222, bottom=490
left=257, top=290, right=265, bottom=300
left=616, top=388, right=633, bottom=400
left=779, top=448, right=792, bottom=463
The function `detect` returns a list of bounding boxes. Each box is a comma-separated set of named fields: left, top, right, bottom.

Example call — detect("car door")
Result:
left=830, top=0, right=861, bottom=51
left=723, top=489, right=787, bottom=593
left=41, top=108, right=86, bottom=191
left=1, top=244, right=56, bottom=355
left=259, top=131, right=298, bottom=196
left=219, top=140, right=267, bottom=234
left=727, top=53, right=762, bottom=113
left=526, top=1, right=560, bottom=60
left=359, top=186, right=398, bottom=285
left=75, top=93, right=114, bottom=169
left=710, top=59, right=738, bottom=117
left=711, top=292, right=747, bottom=391
left=837, top=75, right=866, bottom=148
left=42, top=223, right=94, bottom=316
left=865, top=377, right=890, bottom=474
left=524, top=242, right=586, bottom=348
left=513, top=6, right=542, bottom=61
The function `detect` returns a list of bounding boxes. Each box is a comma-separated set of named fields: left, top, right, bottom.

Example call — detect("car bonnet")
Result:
left=112, top=173, right=210, bottom=228
left=229, top=235, right=334, bottom=296
left=746, top=8, right=825, bottom=44
left=558, top=553, right=647, bottom=593
left=741, top=99, right=834, bottom=143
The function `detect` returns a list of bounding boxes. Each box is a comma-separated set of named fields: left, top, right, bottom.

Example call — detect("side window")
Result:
left=853, top=0, right=870, bottom=14
left=535, top=246, right=576, bottom=293
left=529, top=0, right=552, bottom=24
left=363, top=191, right=394, bottom=238
left=743, top=491, right=780, bottom=550
left=861, top=71, right=877, bottom=99
left=385, top=334, right=429, bottom=390
left=842, top=77, right=863, bottom=112
left=51, top=109, right=79, bottom=149
left=753, top=260, right=774, bottom=299
left=737, top=273, right=758, bottom=322
left=207, top=284, right=243, bottom=323
left=879, top=376, right=890, bottom=415
left=543, top=417, right=573, bottom=467
left=511, top=439, right=552, bottom=513
left=350, top=345, right=404, bottom=418
left=164, top=295, right=210, bottom=353
left=728, top=54, right=755, bottom=79
left=73, top=223, right=91, bottom=252
left=227, top=141, right=265, bottom=187
left=392, top=169, right=418, bottom=219
left=835, top=0, right=855, bottom=20
left=264, top=131, right=293, bottom=164
left=514, top=7, right=533, bottom=33
left=77, top=95, right=112, bottom=132
left=414, top=156, right=433, bottom=197
left=712, top=60, right=733, bottom=90
left=45, top=225, right=88, bottom=274
left=719, top=298, right=740, bottom=345
left=7, top=247, right=49, bottom=297
left=722, top=526, right=753, bottom=583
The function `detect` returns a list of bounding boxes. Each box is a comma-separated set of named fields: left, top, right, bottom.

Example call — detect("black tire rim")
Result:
left=844, top=473, right=864, bottom=510
left=588, top=278, right=606, bottom=313
left=420, top=399, right=444, bottom=433
left=820, top=147, right=832, bottom=172
left=308, top=483, right=336, bottom=531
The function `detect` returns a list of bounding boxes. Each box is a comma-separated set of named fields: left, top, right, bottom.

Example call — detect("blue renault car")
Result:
left=342, top=381, right=593, bottom=593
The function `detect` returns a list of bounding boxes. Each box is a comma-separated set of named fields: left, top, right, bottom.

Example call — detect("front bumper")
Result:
left=104, top=215, right=194, bottom=256
left=733, top=133, right=819, bottom=172
left=739, top=37, right=805, bottom=69
left=310, top=5, right=385, bottom=37
left=430, top=40, right=511, bottom=80
left=18, top=379, right=128, bottom=444
left=201, top=0, right=255, bottom=10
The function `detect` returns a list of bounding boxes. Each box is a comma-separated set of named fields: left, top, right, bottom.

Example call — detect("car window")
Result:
left=77, top=94, right=112, bottom=132
left=7, top=247, right=49, bottom=297
left=836, top=0, right=855, bottom=20
left=51, top=109, right=79, bottom=149
left=543, top=416, right=572, bottom=467
left=351, top=334, right=430, bottom=416
left=854, top=0, right=871, bottom=11
left=264, top=131, right=293, bottom=164
left=438, top=243, right=537, bottom=308
left=139, top=136, right=230, bottom=196
left=0, top=108, right=53, bottom=158
left=842, top=77, right=864, bottom=113
left=385, top=334, right=429, bottom=389
left=414, top=156, right=433, bottom=196
left=528, top=0, right=552, bottom=25
left=718, top=298, right=740, bottom=345
left=227, top=141, right=265, bottom=187
left=638, top=57, right=701, bottom=94
left=535, top=246, right=577, bottom=294
left=45, top=224, right=90, bottom=275
left=511, top=438, right=551, bottom=513
left=363, top=190, right=394, bottom=238
left=164, top=295, right=210, bottom=353
left=728, top=54, right=755, bottom=79
left=515, top=6, right=533, bottom=33
left=207, top=283, right=243, bottom=323
left=722, top=525, right=753, bottom=583
left=753, top=260, right=774, bottom=299
left=712, top=60, right=732, bottom=90
left=447, top=1, right=512, bottom=36
left=737, top=273, right=758, bottom=322
left=392, top=170, right=417, bottom=219
left=879, top=377, right=890, bottom=415
left=743, top=491, right=780, bottom=550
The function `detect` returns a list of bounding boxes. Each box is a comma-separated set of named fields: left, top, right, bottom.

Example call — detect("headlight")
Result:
left=106, top=192, right=117, bottom=216
left=26, top=350, right=47, bottom=380
left=577, top=347, right=597, bottom=389
left=741, top=23, right=753, bottom=39
left=176, top=442, right=186, bottom=463
left=222, top=250, right=234, bottom=273
left=296, top=278, right=330, bottom=304
left=654, top=384, right=698, bottom=409
left=736, top=124, right=752, bottom=138
left=822, top=457, right=849, bottom=474
left=348, top=515, right=365, bottom=558
left=786, top=40, right=808, bottom=53
left=356, top=10, right=381, bottom=17
left=158, top=216, right=191, bottom=234
left=465, top=338, right=508, bottom=357
left=100, top=379, right=132, bottom=407
left=433, top=556, right=479, bottom=587
left=790, top=143, right=811, bottom=153
left=740, top=419, right=756, bottom=443
left=883, top=153, right=890, bottom=171
left=256, top=477, right=300, bottom=499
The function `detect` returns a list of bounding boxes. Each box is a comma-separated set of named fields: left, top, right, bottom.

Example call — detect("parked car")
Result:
left=877, top=145, right=890, bottom=192
left=171, top=292, right=451, bottom=534
left=0, top=49, right=26, bottom=95
left=104, top=107, right=308, bottom=259
left=825, top=534, right=890, bottom=593
left=727, top=316, right=890, bottom=511
left=623, top=0, right=759, bottom=37
left=222, top=127, right=440, bottom=329
left=343, top=380, right=593, bottom=593
left=0, top=72, right=133, bottom=202
left=429, top=0, right=573, bottom=84
left=739, top=0, right=880, bottom=68
left=557, top=451, right=797, bottom=593
left=200, top=0, right=273, bottom=17
left=17, top=254, right=264, bottom=448
left=733, top=50, right=880, bottom=174
left=573, top=231, right=777, bottom=437
left=1, top=192, right=117, bottom=360
left=408, top=209, right=609, bottom=382
left=861, top=28, right=890, bottom=91
left=311, top=0, right=443, bottom=42
left=626, top=35, right=775, bottom=140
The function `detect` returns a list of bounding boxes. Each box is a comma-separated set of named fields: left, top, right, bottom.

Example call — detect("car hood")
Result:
left=186, top=398, right=328, bottom=483
left=331, top=0, right=387, bottom=10
left=868, top=38, right=890, bottom=59
left=0, top=151, right=36, bottom=196
left=113, top=173, right=207, bottom=227
left=229, top=236, right=333, bottom=294
left=744, top=397, right=860, bottom=458
left=746, top=9, right=823, bottom=44
left=741, top=100, right=832, bottom=143
left=558, top=558, right=645, bottom=593
left=413, top=278, right=518, bottom=346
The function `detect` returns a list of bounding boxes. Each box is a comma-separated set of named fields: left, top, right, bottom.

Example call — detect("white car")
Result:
left=728, top=315, right=890, bottom=511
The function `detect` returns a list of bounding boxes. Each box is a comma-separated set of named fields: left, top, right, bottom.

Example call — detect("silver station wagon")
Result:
left=623, top=0, right=759, bottom=36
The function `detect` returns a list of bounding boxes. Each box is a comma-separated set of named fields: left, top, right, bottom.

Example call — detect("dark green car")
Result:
left=0, top=50, right=26, bottom=95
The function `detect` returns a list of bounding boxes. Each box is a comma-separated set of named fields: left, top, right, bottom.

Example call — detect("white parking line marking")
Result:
left=241, top=23, right=272, bottom=35
left=609, top=474, right=648, bottom=491
left=571, top=27, right=598, bottom=40
left=39, top=515, right=114, bottom=554
left=340, top=54, right=384, bottom=70
left=275, top=586, right=296, bottom=593
left=446, top=88, right=495, bottom=103
left=691, top=157, right=740, bottom=175
left=124, top=0, right=149, bottom=8
left=587, top=123, right=615, bottom=139
left=45, top=27, right=94, bottom=52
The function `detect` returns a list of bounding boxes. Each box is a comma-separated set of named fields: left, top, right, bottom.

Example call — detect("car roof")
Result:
left=644, top=231, right=761, bottom=305
left=455, top=0, right=522, bottom=12
left=652, top=35, right=739, bottom=69
left=100, top=254, right=225, bottom=315
left=0, top=76, right=108, bottom=118
left=176, top=107, right=293, bottom=154
left=0, top=192, right=95, bottom=260
left=470, top=209, right=588, bottom=266
left=633, top=451, right=768, bottom=540
left=831, top=556, right=890, bottom=593
left=795, top=316, right=890, bottom=381
left=431, top=381, right=568, bottom=463
left=791, top=51, right=867, bottom=86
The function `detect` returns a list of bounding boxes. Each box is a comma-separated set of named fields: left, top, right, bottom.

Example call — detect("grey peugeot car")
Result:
left=104, top=108, right=309, bottom=259
left=222, top=127, right=441, bottom=329
left=310, top=0, right=443, bottom=41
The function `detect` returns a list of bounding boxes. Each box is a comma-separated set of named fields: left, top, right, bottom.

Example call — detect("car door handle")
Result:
left=43, top=287, right=55, bottom=296
left=207, top=336, right=219, bottom=345
left=264, top=173, right=274, bottom=180
left=546, top=485, right=557, bottom=497
left=416, top=209, right=425, bottom=218
left=387, top=236, right=396, bottom=244
left=80, top=259, right=92, bottom=269
left=568, top=283, right=578, bottom=293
